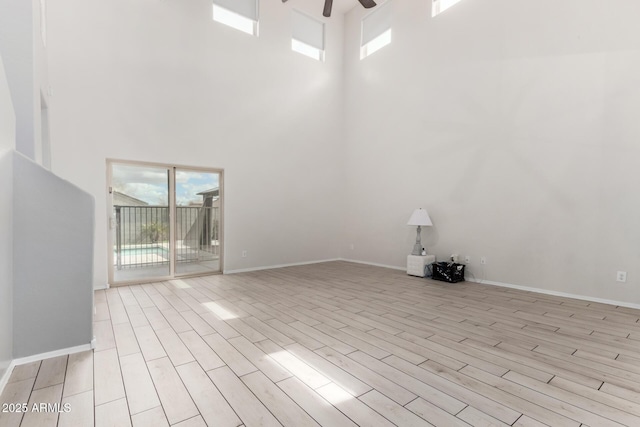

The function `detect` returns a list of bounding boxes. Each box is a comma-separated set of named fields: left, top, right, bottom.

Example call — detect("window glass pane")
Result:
left=292, top=10, right=324, bottom=50
left=361, top=1, right=391, bottom=46
left=432, top=0, right=464, bottom=17
left=292, top=39, right=323, bottom=61
left=361, top=28, right=391, bottom=59
left=213, top=0, right=257, bottom=21
left=213, top=5, right=256, bottom=35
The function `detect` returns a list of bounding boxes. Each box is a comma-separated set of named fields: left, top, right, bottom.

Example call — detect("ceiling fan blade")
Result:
left=323, top=0, right=333, bottom=17
left=358, top=0, right=377, bottom=8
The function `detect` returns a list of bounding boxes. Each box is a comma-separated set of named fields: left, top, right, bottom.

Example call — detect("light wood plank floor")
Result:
left=2, top=261, right=640, bottom=426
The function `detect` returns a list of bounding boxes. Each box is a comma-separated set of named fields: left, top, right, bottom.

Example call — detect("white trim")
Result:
left=339, top=258, right=405, bottom=271
left=467, top=278, right=640, bottom=310
left=343, top=260, right=640, bottom=309
left=224, top=258, right=342, bottom=274
left=0, top=360, right=15, bottom=396
left=12, top=343, right=94, bottom=367
left=225, top=258, right=640, bottom=310
left=0, top=341, right=94, bottom=396
left=106, top=159, right=225, bottom=285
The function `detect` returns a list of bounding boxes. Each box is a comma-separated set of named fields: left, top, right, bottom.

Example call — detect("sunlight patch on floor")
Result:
left=316, top=382, right=355, bottom=404
left=267, top=350, right=331, bottom=389
left=202, top=301, right=238, bottom=320
left=169, top=279, right=191, bottom=289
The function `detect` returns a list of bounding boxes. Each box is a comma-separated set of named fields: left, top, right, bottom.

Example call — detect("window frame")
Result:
left=212, top=0, right=259, bottom=36
left=291, top=9, right=326, bottom=62
left=360, top=1, right=392, bottom=60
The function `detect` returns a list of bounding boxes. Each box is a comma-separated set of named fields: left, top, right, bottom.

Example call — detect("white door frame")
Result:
left=106, top=158, right=224, bottom=286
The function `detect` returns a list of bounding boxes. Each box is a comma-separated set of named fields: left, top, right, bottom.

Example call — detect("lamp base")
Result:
left=411, top=225, right=424, bottom=256
left=411, top=243, right=423, bottom=256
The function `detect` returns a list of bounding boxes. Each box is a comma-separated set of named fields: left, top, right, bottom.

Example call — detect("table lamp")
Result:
left=407, top=208, right=432, bottom=256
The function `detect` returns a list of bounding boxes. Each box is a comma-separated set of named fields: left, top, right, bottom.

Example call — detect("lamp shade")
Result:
left=407, top=208, right=433, bottom=226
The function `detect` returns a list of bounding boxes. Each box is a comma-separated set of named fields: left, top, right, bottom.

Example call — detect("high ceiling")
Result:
left=331, top=0, right=359, bottom=15
left=287, top=0, right=360, bottom=16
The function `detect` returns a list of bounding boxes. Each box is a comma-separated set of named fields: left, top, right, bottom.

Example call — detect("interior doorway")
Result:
left=107, top=160, right=223, bottom=285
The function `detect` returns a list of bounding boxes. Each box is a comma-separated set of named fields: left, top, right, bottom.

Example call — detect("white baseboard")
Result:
left=0, top=361, right=14, bottom=397
left=339, top=258, right=405, bottom=271
left=221, top=257, right=640, bottom=311
left=225, top=258, right=342, bottom=274
left=342, top=260, right=640, bottom=310
left=467, top=277, right=640, bottom=310
left=0, top=341, right=94, bottom=396
left=12, top=343, right=94, bottom=369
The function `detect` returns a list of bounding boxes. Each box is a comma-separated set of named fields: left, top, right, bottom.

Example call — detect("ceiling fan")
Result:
left=282, top=0, right=377, bottom=18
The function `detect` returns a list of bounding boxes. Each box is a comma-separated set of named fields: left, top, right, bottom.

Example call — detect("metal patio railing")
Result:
left=114, top=205, right=220, bottom=270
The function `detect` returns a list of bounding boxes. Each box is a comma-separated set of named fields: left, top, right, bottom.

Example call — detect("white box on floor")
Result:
left=407, top=254, right=436, bottom=277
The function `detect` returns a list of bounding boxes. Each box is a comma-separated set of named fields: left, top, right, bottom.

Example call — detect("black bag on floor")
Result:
left=432, top=262, right=465, bottom=283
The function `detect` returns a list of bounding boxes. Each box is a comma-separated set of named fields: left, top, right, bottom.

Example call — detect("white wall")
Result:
left=0, top=0, right=35, bottom=158
left=0, top=53, right=15, bottom=382
left=47, top=0, right=345, bottom=287
left=1, top=44, right=91, bottom=369
left=13, top=153, right=94, bottom=357
left=343, top=0, right=640, bottom=304
left=0, top=0, right=50, bottom=162
left=33, top=0, right=51, bottom=168
left=46, top=0, right=640, bottom=305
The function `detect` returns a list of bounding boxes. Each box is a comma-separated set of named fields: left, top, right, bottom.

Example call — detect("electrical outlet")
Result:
left=350, top=243, right=355, bottom=250
left=464, top=256, right=471, bottom=264
left=617, top=271, right=627, bottom=283
left=242, top=250, right=247, bottom=258
left=480, top=257, right=487, bottom=265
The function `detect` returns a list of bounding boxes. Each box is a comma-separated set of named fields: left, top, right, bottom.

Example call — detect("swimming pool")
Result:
left=116, top=246, right=169, bottom=257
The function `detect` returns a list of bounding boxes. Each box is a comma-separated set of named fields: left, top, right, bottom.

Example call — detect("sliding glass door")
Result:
left=174, top=168, right=222, bottom=276
left=108, top=161, right=223, bottom=285
left=110, top=163, right=171, bottom=283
